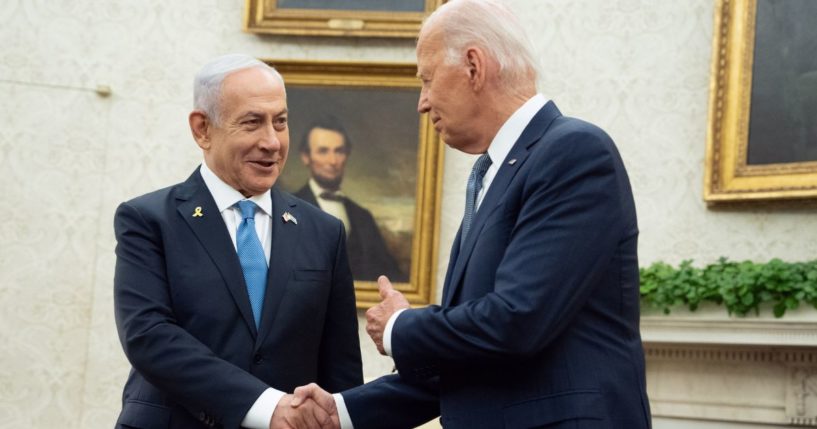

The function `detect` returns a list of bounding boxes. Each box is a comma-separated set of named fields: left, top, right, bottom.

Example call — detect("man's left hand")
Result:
left=366, top=275, right=410, bottom=355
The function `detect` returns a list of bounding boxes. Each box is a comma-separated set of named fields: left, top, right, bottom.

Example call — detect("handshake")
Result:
left=271, top=383, right=339, bottom=429
left=270, top=276, right=409, bottom=429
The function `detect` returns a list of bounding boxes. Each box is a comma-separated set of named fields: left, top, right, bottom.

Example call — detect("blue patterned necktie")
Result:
left=461, top=153, right=492, bottom=246
left=236, top=200, right=267, bottom=328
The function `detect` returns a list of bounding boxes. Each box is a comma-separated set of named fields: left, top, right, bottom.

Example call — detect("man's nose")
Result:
left=259, top=124, right=281, bottom=150
left=417, top=91, right=430, bottom=113
left=328, top=152, right=343, bottom=165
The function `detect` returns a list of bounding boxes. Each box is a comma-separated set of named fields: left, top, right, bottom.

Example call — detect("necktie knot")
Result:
left=472, top=153, right=492, bottom=181
left=237, top=200, right=257, bottom=221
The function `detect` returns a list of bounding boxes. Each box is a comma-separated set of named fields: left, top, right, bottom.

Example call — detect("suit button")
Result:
left=254, top=354, right=263, bottom=364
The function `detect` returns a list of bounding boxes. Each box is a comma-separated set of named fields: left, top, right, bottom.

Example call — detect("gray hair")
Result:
left=193, top=54, right=284, bottom=125
left=423, top=0, right=539, bottom=89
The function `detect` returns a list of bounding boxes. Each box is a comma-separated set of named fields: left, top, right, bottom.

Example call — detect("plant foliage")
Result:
left=640, top=258, right=817, bottom=317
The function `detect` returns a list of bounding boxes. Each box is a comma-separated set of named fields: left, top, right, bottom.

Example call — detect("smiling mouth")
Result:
left=249, top=160, right=276, bottom=168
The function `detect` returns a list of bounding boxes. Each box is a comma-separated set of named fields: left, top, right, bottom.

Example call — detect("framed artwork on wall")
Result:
left=245, top=0, right=444, bottom=38
left=266, top=59, right=443, bottom=308
left=704, top=0, right=817, bottom=204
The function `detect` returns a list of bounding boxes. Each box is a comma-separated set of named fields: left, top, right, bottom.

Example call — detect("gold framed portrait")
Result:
left=704, top=0, right=817, bottom=204
left=245, top=0, right=444, bottom=38
left=265, top=59, right=443, bottom=308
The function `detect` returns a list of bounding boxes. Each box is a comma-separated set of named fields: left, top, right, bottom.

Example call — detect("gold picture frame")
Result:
left=245, top=0, right=444, bottom=38
left=704, top=0, right=817, bottom=204
left=266, top=60, right=443, bottom=308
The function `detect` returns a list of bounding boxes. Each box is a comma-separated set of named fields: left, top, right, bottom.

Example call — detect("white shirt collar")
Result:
left=199, top=161, right=273, bottom=216
left=486, top=94, right=548, bottom=165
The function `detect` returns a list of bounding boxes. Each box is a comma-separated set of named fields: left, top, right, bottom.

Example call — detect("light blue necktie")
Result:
left=236, top=200, right=267, bottom=328
left=461, top=153, right=492, bottom=247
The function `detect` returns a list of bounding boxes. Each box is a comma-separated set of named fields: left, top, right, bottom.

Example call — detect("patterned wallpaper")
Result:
left=1, top=0, right=815, bottom=427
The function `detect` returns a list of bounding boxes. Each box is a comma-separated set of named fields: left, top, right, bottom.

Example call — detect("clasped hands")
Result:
left=270, top=383, right=338, bottom=429
left=272, top=276, right=409, bottom=429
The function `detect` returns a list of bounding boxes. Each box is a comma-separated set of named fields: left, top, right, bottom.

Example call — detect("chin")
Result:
left=247, top=179, right=277, bottom=195
left=442, top=137, right=464, bottom=150
left=315, top=176, right=342, bottom=189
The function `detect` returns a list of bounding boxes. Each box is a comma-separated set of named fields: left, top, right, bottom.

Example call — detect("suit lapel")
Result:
left=443, top=102, right=563, bottom=307
left=441, top=225, right=463, bottom=306
left=175, top=169, right=258, bottom=335
left=255, top=187, right=299, bottom=349
left=296, top=185, right=319, bottom=206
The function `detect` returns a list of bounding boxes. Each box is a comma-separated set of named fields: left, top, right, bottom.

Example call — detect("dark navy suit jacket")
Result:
left=342, top=102, right=651, bottom=428
left=113, top=168, right=363, bottom=429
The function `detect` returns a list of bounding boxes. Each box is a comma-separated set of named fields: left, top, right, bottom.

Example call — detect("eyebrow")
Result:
left=237, top=108, right=289, bottom=120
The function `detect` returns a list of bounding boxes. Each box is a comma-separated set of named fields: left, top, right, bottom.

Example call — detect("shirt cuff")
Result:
left=242, top=388, right=285, bottom=429
left=334, top=393, right=354, bottom=429
left=384, top=308, right=408, bottom=357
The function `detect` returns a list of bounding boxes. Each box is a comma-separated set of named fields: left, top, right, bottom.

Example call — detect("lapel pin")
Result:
left=508, top=159, right=517, bottom=165
left=282, top=211, right=298, bottom=225
left=192, top=206, right=204, bottom=217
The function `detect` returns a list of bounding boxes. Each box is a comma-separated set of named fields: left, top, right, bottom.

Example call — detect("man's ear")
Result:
left=300, top=152, right=311, bottom=166
left=189, top=111, right=211, bottom=150
left=465, top=46, right=487, bottom=91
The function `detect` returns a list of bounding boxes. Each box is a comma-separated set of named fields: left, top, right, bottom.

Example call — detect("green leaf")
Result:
left=640, top=258, right=817, bottom=319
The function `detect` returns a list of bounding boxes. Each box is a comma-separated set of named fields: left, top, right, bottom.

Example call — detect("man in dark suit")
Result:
left=113, top=54, right=362, bottom=429
left=293, top=117, right=406, bottom=282
left=295, top=0, right=651, bottom=428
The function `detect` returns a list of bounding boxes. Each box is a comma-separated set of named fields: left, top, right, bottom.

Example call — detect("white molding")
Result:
left=645, top=343, right=817, bottom=426
left=641, top=305, right=817, bottom=347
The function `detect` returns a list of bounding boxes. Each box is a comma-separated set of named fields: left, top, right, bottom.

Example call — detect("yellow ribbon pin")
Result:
left=192, top=206, right=204, bottom=217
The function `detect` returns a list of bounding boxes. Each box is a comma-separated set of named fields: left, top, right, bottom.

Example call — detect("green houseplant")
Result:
left=640, top=258, right=817, bottom=317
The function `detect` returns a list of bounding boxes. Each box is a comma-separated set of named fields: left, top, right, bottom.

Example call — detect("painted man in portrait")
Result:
left=294, top=115, right=407, bottom=283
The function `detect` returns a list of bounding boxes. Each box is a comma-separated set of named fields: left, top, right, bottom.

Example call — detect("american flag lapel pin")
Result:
left=282, top=211, right=298, bottom=225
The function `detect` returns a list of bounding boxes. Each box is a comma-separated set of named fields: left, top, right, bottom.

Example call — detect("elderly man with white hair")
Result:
left=295, top=0, right=652, bottom=428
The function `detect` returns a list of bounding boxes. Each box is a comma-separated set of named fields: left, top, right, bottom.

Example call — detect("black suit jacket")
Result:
left=294, top=185, right=405, bottom=282
left=342, top=101, right=651, bottom=428
left=113, top=168, right=363, bottom=429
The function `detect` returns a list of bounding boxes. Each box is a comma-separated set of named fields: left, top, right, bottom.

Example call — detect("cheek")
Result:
left=279, top=130, right=290, bottom=148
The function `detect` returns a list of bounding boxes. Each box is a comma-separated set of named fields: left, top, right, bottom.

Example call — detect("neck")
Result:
left=475, top=88, right=536, bottom=152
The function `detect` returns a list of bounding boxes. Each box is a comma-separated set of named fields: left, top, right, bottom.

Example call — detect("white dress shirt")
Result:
left=199, top=162, right=282, bottom=429
left=309, top=178, right=351, bottom=235
left=335, top=94, right=550, bottom=429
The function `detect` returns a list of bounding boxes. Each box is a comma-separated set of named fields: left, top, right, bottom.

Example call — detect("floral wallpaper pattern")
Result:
left=1, top=0, right=815, bottom=427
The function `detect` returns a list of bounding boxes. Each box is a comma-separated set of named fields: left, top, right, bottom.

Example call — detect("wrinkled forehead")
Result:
left=418, top=19, right=447, bottom=51
left=220, top=68, right=287, bottom=113
left=227, top=67, right=284, bottom=93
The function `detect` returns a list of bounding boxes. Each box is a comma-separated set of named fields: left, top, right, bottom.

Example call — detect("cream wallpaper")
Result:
left=0, top=0, right=815, bottom=427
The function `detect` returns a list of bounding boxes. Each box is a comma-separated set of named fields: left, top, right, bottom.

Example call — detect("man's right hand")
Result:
left=269, top=383, right=339, bottom=429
